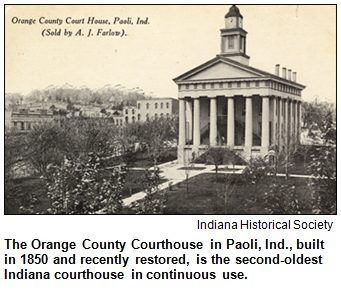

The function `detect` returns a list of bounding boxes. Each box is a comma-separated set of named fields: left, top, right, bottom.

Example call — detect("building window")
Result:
left=228, top=83, right=232, bottom=88
left=120, top=119, right=122, bottom=125
left=255, top=81, right=259, bottom=87
left=155, top=103, right=158, bottom=109
left=138, top=114, right=141, bottom=121
left=160, top=113, right=164, bottom=118
left=125, top=116, right=129, bottom=123
left=265, top=81, right=269, bottom=86
left=237, top=82, right=241, bottom=88
left=228, top=36, right=234, bottom=49
left=246, top=82, right=250, bottom=87
left=161, top=102, right=163, bottom=109
left=166, top=102, right=169, bottom=109
left=219, top=83, right=223, bottom=89
left=21, top=122, right=25, bottom=130
left=202, top=84, right=206, bottom=89
left=146, top=103, right=149, bottom=109
left=166, top=113, right=169, bottom=117
left=27, top=123, right=31, bottom=130
left=125, top=109, right=128, bottom=114
left=132, top=116, right=135, bottom=123
left=185, top=84, right=189, bottom=90
left=137, top=103, right=141, bottom=109
left=194, top=84, right=197, bottom=89
left=211, top=83, right=214, bottom=89
left=155, top=113, right=158, bottom=119
left=132, top=109, right=135, bottom=114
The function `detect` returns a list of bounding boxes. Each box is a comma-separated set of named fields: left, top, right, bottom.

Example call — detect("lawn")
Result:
left=163, top=173, right=315, bottom=214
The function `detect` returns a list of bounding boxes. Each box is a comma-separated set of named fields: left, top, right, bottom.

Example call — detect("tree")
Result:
left=130, top=167, right=167, bottom=214
left=24, top=122, right=65, bottom=178
left=5, top=127, right=26, bottom=180
left=242, top=156, right=272, bottom=201
left=207, top=146, right=235, bottom=182
left=309, top=115, right=336, bottom=214
left=135, top=116, right=178, bottom=166
left=302, top=99, right=335, bottom=137
left=41, top=152, right=124, bottom=214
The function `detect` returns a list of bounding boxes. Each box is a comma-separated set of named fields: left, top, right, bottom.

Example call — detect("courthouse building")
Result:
left=174, top=5, right=305, bottom=163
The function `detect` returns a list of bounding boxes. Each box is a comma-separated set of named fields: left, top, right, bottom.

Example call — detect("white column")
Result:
left=178, top=99, right=186, bottom=146
left=284, top=99, right=289, bottom=149
left=297, top=101, right=301, bottom=144
left=227, top=97, right=235, bottom=147
left=261, top=96, right=270, bottom=155
left=289, top=99, right=294, bottom=145
left=210, top=97, right=217, bottom=146
left=278, top=98, right=282, bottom=148
left=272, top=97, right=277, bottom=146
left=293, top=101, right=297, bottom=146
left=244, top=97, right=252, bottom=158
left=186, top=99, right=193, bottom=142
left=193, top=98, right=200, bottom=147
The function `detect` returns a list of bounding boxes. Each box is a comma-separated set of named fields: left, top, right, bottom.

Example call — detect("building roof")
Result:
left=173, top=55, right=306, bottom=89
left=225, top=5, right=243, bottom=19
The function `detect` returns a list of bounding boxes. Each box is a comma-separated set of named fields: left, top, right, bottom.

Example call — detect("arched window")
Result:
left=132, top=116, right=135, bottom=123
left=125, top=109, right=128, bottom=114
left=166, top=102, right=169, bottom=109
left=132, top=109, right=135, bottom=114
left=137, top=103, right=141, bottom=109
left=125, top=116, right=129, bottom=123
left=138, top=114, right=141, bottom=121
left=160, top=102, right=163, bottom=109
left=155, top=103, right=158, bottom=109
left=155, top=113, right=158, bottom=119
left=146, top=103, right=149, bottom=109
left=160, top=113, right=164, bottom=118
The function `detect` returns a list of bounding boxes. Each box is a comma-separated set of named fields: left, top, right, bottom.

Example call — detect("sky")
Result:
left=4, top=5, right=336, bottom=102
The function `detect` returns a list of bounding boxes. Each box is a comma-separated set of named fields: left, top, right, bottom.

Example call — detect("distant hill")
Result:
left=6, top=84, right=149, bottom=111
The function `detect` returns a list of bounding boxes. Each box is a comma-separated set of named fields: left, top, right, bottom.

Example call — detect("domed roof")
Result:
left=225, top=5, right=243, bottom=19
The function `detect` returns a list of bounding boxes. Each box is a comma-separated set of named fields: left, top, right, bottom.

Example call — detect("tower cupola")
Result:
left=220, top=5, right=250, bottom=65
left=225, top=4, right=243, bottom=28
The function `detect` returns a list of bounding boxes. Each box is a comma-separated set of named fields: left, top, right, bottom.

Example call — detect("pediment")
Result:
left=174, top=57, right=266, bottom=83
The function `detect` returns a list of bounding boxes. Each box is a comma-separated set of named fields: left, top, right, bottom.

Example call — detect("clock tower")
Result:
left=220, top=5, right=250, bottom=65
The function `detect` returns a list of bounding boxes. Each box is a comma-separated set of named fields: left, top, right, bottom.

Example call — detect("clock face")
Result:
left=226, top=17, right=237, bottom=29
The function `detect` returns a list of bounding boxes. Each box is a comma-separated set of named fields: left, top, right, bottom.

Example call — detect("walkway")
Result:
left=122, top=161, right=245, bottom=206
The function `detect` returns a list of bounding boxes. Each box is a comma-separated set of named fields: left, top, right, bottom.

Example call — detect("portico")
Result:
left=174, top=5, right=305, bottom=164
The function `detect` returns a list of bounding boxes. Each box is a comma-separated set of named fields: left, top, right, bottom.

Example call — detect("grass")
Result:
left=178, top=167, right=206, bottom=171
left=163, top=173, right=315, bottom=214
